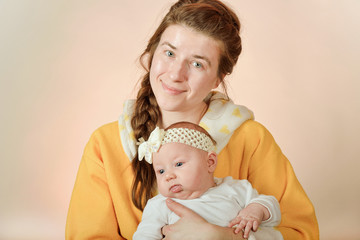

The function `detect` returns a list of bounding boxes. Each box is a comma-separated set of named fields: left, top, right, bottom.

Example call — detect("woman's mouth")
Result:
left=161, top=81, right=185, bottom=95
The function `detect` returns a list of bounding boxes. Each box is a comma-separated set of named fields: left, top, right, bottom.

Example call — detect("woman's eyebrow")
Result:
left=161, top=41, right=177, bottom=49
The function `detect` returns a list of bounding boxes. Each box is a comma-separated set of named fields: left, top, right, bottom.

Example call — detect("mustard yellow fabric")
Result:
left=66, top=120, right=319, bottom=239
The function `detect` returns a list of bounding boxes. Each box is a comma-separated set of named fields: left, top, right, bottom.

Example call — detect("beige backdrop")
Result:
left=1, top=0, right=359, bottom=239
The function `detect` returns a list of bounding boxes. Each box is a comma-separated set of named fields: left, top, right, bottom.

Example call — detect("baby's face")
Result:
left=152, top=142, right=213, bottom=200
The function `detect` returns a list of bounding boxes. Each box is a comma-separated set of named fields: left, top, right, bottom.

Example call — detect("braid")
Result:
left=131, top=73, right=161, bottom=210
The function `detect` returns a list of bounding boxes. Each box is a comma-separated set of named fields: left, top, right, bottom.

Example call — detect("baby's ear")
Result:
left=207, top=152, right=217, bottom=173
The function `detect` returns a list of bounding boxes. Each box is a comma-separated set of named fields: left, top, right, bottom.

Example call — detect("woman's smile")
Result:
left=161, top=81, right=186, bottom=95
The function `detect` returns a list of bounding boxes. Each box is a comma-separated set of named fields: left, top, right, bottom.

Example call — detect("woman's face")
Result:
left=150, top=24, right=222, bottom=114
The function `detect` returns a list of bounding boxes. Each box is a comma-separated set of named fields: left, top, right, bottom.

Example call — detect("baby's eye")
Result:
left=165, top=50, right=174, bottom=57
left=175, top=162, right=183, bottom=167
left=192, top=61, right=202, bottom=68
left=159, top=169, right=165, bottom=174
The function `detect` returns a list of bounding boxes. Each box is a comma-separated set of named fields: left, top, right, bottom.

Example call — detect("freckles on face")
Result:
left=149, top=24, right=222, bottom=113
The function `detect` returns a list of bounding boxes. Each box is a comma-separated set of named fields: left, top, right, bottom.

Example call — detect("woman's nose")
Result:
left=168, top=61, right=187, bottom=82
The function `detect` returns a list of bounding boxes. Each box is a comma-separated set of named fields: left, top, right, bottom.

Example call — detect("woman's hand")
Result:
left=161, top=198, right=210, bottom=239
left=162, top=198, right=246, bottom=240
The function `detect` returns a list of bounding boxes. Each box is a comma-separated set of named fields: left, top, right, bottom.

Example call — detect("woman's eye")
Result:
left=165, top=50, right=174, bottom=57
left=192, top=61, right=202, bottom=68
left=159, top=169, right=165, bottom=174
left=175, top=162, right=183, bottom=167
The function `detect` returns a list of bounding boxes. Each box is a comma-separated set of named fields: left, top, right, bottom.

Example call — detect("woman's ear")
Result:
left=141, top=52, right=151, bottom=71
left=214, top=74, right=225, bottom=89
left=207, top=152, right=218, bottom=173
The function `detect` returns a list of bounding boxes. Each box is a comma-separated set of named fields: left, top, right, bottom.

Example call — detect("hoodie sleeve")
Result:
left=216, top=120, right=319, bottom=240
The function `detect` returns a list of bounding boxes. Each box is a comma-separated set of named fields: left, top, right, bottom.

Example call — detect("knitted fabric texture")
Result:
left=162, top=128, right=214, bottom=152
left=137, top=127, right=215, bottom=164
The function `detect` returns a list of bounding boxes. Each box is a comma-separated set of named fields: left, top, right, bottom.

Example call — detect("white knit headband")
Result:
left=137, top=126, right=215, bottom=164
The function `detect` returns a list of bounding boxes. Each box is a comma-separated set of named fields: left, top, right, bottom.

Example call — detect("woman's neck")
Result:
left=159, top=101, right=209, bottom=128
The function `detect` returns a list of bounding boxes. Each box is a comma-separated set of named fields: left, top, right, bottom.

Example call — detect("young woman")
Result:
left=66, top=0, right=319, bottom=239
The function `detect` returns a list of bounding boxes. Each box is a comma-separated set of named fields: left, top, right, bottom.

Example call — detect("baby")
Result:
left=133, top=122, right=281, bottom=239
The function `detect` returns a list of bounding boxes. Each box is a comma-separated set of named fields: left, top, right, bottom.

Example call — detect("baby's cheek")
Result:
left=157, top=183, right=166, bottom=195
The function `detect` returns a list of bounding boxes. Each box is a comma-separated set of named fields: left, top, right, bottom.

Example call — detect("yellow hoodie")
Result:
left=66, top=93, right=319, bottom=239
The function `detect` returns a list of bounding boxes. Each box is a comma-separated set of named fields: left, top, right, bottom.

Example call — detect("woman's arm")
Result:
left=162, top=199, right=246, bottom=240
left=65, top=130, right=123, bottom=240
left=232, top=120, right=319, bottom=239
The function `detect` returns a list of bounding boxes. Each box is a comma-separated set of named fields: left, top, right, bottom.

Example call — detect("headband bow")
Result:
left=137, top=126, right=215, bottom=164
left=137, top=127, right=165, bottom=164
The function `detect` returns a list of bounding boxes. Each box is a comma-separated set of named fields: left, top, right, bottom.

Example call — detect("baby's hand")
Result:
left=228, top=203, right=269, bottom=239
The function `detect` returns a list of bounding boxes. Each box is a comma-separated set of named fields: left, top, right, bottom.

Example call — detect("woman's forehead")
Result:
left=159, top=24, right=221, bottom=56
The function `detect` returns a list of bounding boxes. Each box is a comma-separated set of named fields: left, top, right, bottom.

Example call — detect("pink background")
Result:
left=1, top=0, right=359, bottom=239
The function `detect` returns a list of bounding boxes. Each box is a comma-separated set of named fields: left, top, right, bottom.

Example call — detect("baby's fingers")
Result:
left=228, top=217, right=239, bottom=228
left=243, top=221, right=254, bottom=239
left=252, top=220, right=259, bottom=232
left=234, top=219, right=247, bottom=234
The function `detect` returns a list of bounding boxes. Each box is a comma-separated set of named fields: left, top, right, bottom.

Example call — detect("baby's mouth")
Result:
left=169, top=184, right=182, bottom=193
